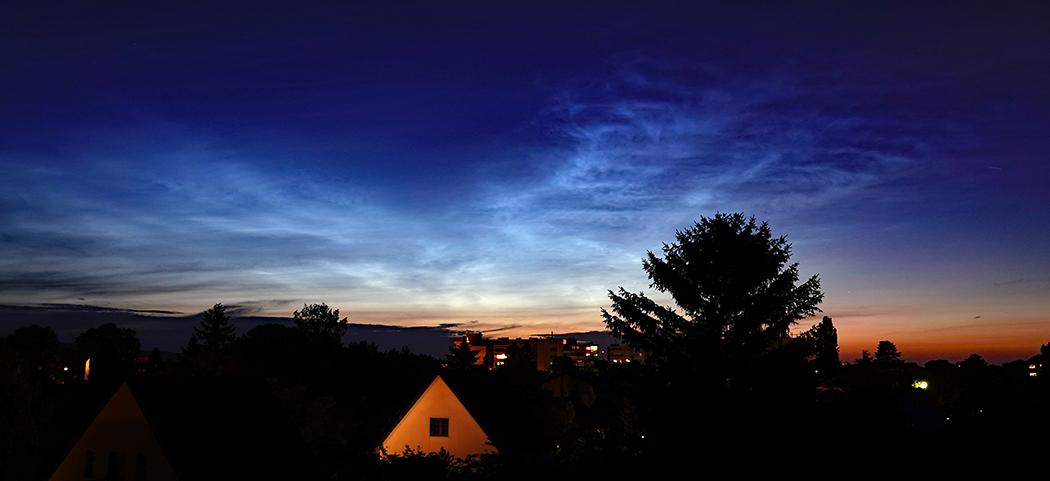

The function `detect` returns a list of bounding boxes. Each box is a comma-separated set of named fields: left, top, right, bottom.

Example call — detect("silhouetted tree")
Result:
left=501, top=343, right=543, bottom=390
left=75, top=323, right=141, bottom=383
left=548, top=356, right=579, bottom=376
left=960, top=353, right=987, bottom=370
left=856, top=350, right=874, bottom=364
left=0, top=339, right=46, bottom=480
left=146, top=347, right=164, bottom=375
left=503, top=343, right=537, bottom=372
left=875, top=340, right=903, bottom=364
left=183, top=303, right=236, bottom=375
left=237, top=323, right=309, bottom=379
left=6, top=325, right=58, bottom=364
left=601, top=213, right=824, bottom=393
left=6, top=325, right=60, bottom=382
left=925, top=359, right=952, bottom=370
left=149, top=347, right=162, bottom=363
left=194, top=303, right=236, bottom=347
left=800, top=316, right=840, bottom=378
left=446, top=340, right=480, bottom=370
left=381, top=447, right=469, bottom=479
left=956, top=353, right=993, bottom=417
left=923, top=359, right=961, bottom=409
left=267, top=379, right=346, bottom=445
left=293, top=303, right=347, bottom=347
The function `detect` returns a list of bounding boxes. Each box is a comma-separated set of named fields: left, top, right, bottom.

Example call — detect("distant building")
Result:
left=607, top=344, right=646, bottom=364
left=561, top=338, right=599, bottom=367
left=530, top=336, right=565, bottom=370
left=1027, top=354, right=1043, bottom=378
left=450, top=333, right=600, bottom=370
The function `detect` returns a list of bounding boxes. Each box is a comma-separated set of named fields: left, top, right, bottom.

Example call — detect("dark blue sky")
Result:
left=2, top=1, right=1048, bottom=362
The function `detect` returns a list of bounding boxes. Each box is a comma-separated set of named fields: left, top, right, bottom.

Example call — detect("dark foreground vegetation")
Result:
left=3, top=214, right=1048, bottom=478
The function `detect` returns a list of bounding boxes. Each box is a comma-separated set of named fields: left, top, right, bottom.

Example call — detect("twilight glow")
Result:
left=1, top=1, right=1048, bottom=363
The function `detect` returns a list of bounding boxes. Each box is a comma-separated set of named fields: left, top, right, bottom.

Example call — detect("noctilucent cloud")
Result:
left=2, top=1, right=1048, bottom=363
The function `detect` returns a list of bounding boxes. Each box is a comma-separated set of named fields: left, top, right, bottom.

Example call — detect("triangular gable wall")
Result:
left=49, top=382, right=179, bottom=481
left=382, top=374, right=495, bottom=459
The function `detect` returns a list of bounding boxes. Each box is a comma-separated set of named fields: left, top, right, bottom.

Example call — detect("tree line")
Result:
left=4, top=212, right=1050, bottom=477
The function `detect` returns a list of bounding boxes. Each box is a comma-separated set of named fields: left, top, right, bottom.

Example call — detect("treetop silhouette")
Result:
left=446, top=339, right=481, bottom=370
left=183, top=303, right=237, bottom=375
left=875, top=340, right=903, bottom=364
left=192, top=303, right=236, bottom=349
left=601, top=213, right=824, bottom=389
left=294, top=303, right=348, bottom=347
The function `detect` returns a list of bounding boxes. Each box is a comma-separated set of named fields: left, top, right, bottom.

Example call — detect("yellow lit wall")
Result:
left=382, top=375, right=494, bottom=459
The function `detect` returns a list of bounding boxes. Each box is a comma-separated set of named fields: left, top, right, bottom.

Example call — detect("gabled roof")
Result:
left=50, top=377, right=318, bottom=481
left=380, top=372, right=494, bottom=458
left=380, top=370, right=554, bottom=457
left=378, top=373, right=446, bottom=443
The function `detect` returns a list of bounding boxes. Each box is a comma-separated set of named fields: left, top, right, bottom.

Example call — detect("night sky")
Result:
left=2, top=1, right=1048, bottom=363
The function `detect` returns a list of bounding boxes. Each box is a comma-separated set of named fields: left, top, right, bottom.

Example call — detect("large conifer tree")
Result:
left=194, top=303, right=236, bottom=348
left=601, top=213, right=824, bottom=391
left=183, top=303, right=236, bottom=374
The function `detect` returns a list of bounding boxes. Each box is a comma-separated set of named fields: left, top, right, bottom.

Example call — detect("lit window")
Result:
left=430, top=418, right=449, bottom=437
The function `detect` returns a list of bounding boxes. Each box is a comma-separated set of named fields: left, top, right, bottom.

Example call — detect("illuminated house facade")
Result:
left=381, top=373, right=495, bottom=459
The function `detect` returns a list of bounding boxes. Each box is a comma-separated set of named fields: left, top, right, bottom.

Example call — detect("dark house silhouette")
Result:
left=47, top=377, right=317, bottom=481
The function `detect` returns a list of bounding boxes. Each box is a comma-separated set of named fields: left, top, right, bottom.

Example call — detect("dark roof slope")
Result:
left=126, top=377, right=319, bottom=480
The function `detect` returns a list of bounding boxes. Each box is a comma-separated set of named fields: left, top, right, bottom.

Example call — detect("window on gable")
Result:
left=430, top=417, right=449, bottom=437
left=135, top=454, right=147, bottom=481
left=85, top=451, right=95, bottom=478
left=107, top=452, right=120, bottom=481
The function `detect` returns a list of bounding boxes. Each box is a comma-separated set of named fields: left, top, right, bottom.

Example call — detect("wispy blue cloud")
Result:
left=0, top=52, right=1002, bottom=330
left=1, top=2, right=1048, bottom=364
